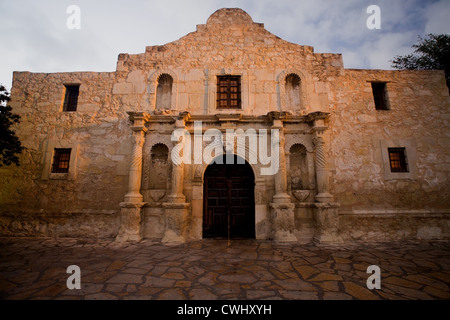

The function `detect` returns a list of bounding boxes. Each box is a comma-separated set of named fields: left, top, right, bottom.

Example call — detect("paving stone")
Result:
left=33, top=283, right=67, bottom=297
left=333, top=257, right=351, bottom=264
left=1, top=238, right=449, bottom=300
left=294, top=265, right=318, bottom=280
left=62, top=283, right=104, bottom=295
left=273, top=279, right=316, bottom=291
left=323, top=292, right=353, bottom=300
left=383, top=276, right=423, bottom=289
left=188, top=288, right=218, bottom=300
left=309, top=273, right=343, bottom=281
left=106, top=273, right=144, bottom=284
left=85, top=292, right=119, bottom=300
left=279, top=290, right=319, bottom=300
left=404, top=274, right=448, bottom=291
left=317, top=281, right=340, bottom=291
left=104, top=284, right=125, bottom=293
left=383, top=284, right=434, bottom=300
left=82, top=271, right=117, bottom=283
left=422, top=286, right=450, bottom=299
left=158, top=288, right=186, bottom=300
left=343, top=282, right=380, bottom=300
left=106, top=260, right=128, bottom=271
left=161, top=272, right=185, bottom=280
left=175, top=280, right=192, bottom=287
left=218, top=273, right=257, bottom=283
left=246, top=290, right=277, bottom=299
left=142, top=275, right=176, bottom=288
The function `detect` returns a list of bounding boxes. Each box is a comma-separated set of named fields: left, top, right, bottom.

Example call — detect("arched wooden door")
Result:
left=203, top=155, right=255, bottom=239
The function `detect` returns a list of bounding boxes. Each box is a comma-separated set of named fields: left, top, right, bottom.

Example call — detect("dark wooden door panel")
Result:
left=203, top=155, right=255, bottom=239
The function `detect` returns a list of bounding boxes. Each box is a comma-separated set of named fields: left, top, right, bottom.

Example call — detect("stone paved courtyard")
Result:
left=0, top=237, right=449, bottom=300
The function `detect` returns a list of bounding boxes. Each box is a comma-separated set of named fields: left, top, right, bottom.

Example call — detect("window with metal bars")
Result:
left=217, top=76, right=241, bottom=109
left=51, top=148, right=71, bottom=173
left=388, top=148, right=408, bottom=173
left=63, top=85, right=80, bottom=111
left=371, top=82, right=389, bottom=110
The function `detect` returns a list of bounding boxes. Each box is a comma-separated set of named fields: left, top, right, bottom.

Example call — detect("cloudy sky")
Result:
left=1, top=0, right=449, bottom=90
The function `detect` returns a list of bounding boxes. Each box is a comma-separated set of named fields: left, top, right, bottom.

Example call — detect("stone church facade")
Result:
left=1, top=8, right=449, bottom=243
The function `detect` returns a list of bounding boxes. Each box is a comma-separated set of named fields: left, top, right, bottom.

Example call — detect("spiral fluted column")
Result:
left=313, top=122, right=333, bottom=203
left=116, top=112, right=150, bottom=242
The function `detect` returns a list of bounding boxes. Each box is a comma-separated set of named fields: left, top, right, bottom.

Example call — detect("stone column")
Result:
left=311, top=117, right=342, bottom=243
left=167, top=120, right=187, bottom=203
left=312, top=120, right=333, bottom=203
left=269, top=118, right=296, bottom=241
left=116, top=112, right=149, bottom=242
left=162, top=113, right=190, bottom=243
left=124, top=130, right=146, bottom=203
left=272, top=121, right=291, bottom=203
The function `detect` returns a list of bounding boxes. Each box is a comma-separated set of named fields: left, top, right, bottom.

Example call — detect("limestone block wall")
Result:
left=327, top=69, right=450, bottom=240
left=0, top=71, right=130, bottom=237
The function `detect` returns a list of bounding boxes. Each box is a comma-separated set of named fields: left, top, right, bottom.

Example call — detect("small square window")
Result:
left=217, top=76, right=241, bottom=109
left=51, top=148, right=71, bottom=173
left=388, top=148, right=408, bottom=173
left=371, top=82, right=389, bottom=110
left=63, top=85, right=80, bottom=111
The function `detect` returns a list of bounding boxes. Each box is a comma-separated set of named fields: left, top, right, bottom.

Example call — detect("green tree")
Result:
left=0, top=84, right=24, bottom=167
left=391, top=33, right=450, bottom=93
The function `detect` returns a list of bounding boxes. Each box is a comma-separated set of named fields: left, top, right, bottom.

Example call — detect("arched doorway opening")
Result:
left=203, top=154, right=255, bottom=239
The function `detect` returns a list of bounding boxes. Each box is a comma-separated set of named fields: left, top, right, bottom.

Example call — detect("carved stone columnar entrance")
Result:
left=116, top=110, right=341, bottom=243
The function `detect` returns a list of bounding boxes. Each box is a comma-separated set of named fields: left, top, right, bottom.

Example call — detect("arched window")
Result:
left=289, top=143, right=308, bottom=190
left=285, top=73, right=301, bottom=110
left=156, top=74, right=173, bottom=110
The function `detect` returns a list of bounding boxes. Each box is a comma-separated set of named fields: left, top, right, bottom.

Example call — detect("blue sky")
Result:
left=0, top=0, right=449, bottom=90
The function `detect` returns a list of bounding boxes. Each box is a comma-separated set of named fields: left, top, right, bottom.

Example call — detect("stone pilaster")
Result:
left=312, top=119, right=333, bottom=203
left=269, top=116, right=296, bottom=241
left=271, top=120, right=291, bottom=203
left=116, top=112, right=150, bottom=242
left=124, top=130, right=146, bottom=203
left=163, top=112, right=190, bottom=243
left=311, top=117, right=341, bottom=243
left=167, top=116, right=188, bottom=203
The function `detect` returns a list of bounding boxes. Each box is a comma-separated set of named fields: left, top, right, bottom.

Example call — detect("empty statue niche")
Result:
left=155, top=73, right=173, bottom=110
left=148, top=143, right=170, bottom=191
left=285, top=73, right=302, bottom=111
left=289, top=143, right=310, bottom=190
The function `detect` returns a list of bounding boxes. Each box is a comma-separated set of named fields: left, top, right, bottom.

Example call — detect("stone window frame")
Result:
left=380, top=138, right=417, bottom=180
left=61, top=83, right=81, bottom=112
left=41, top=140, right=80, bottom=180
left=371, top=81, right=390, bottom=111
left=51, top=148, right=72, bottom=173
left=148, top=70, right=178, bottom=111
left=216, top=75, right=242, bottom=109
left=208, top=69, right=248, bottom=114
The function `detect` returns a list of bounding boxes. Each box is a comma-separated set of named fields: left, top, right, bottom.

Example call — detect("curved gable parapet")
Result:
left=206, top=8, right=255, bottom=26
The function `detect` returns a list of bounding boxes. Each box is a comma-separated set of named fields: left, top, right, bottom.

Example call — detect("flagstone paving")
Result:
left=0, top=237, right=449, bottom=300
